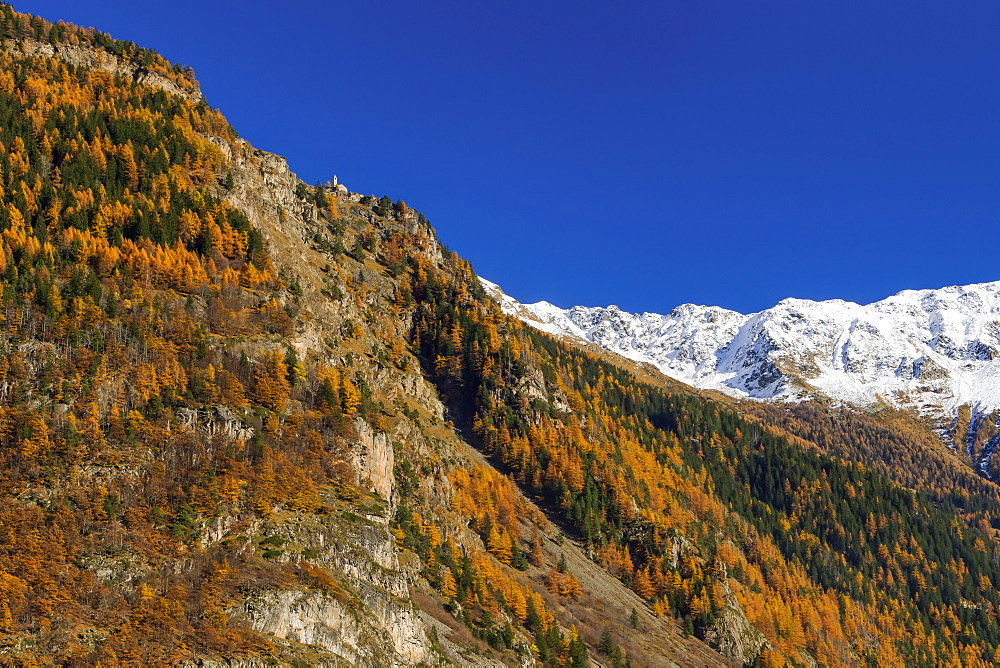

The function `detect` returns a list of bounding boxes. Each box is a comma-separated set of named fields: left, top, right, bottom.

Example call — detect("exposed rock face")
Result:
left=705, top=594, right=769, bottom=665
left=175, top=406, right=256, bottom=443
left=350, top=418, right=394, bottom=502
left=15, top=39, right=203, bottom=102
left=386, top=370, right=447, bottom=421
left=182, top=658, right=279, bottom=668
left=237, top=588, right=427, bottom=667
left=211, top=489, right=430, bottom=665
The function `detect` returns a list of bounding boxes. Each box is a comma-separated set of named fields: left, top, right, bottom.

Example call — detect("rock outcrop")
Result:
left=16, top=38, right=203, bottom=102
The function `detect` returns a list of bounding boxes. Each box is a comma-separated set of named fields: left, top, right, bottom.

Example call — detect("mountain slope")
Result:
left=0, top=7, right=731, bottom=665
left=483, top=278, right=1000, bottom=436
left=4, top=5, right=1000, bottom=667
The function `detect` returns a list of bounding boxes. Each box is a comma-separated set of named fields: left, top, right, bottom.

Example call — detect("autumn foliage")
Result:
left=3, top=3, right=1000, bottom=666
left=412, top=235, right=1000, bottom=665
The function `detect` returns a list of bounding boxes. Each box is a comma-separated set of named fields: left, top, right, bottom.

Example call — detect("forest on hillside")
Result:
left=0, top=4, right=998, bottom=666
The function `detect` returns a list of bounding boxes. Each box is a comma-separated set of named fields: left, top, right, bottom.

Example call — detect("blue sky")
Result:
left=15, top=1, right=1000, bottom=314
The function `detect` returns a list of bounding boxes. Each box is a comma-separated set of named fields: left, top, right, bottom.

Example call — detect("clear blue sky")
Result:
left=15, top=1, right=1000, bottom=314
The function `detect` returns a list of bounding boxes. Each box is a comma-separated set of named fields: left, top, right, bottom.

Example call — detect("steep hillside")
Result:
left=3, top=5, right=1000, bottom=667
left=0, top=6, right=726, bottom=666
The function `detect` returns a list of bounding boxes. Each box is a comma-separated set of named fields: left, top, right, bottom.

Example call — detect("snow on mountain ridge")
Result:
left=479, top=277, right=1000, bottom=419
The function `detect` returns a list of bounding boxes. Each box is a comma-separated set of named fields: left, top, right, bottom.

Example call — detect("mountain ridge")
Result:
left=482, top=276, right=1000, bottom=418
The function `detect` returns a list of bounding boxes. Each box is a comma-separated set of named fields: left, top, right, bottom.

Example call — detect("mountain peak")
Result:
left=487, top=276, right=1000, bottom=422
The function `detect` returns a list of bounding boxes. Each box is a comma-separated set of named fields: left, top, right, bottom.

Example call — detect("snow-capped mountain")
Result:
left=480, top=277, right=1000, bottom=420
